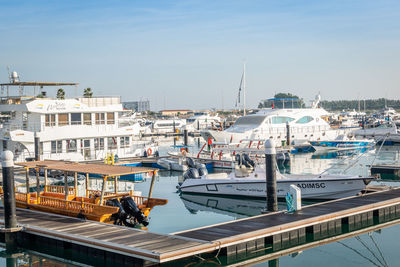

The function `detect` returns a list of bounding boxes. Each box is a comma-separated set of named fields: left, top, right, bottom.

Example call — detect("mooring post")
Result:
left=64, top=171, right=68, bottom=200
left=1, top=150, right=20, bottom=252
left=286, top=122, right=290, bottom=147
left=173, top=120, right=176, bottom=146
left=265, top=139, right=278, bottom=212
left=34, top=132, right=40, bottom=161
left=85, top=173, right=89, bottom=197
left=184, top=129, right=189, bottom=152
left=35, top=168, right=40, bottom=203
left=148, top=174, right=156, bottom=199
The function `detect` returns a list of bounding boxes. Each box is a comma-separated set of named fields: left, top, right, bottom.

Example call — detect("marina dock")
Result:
left=2, top=188, right=400, bottom=265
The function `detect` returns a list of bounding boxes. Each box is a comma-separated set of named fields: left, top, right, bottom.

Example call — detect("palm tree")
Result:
left=83, top=87, right=93, bottom=98
left=57, top=88, right=65, bottom=99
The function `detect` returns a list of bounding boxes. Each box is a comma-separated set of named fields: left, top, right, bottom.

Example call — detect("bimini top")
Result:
left=15, top=160, right=157, bottom=177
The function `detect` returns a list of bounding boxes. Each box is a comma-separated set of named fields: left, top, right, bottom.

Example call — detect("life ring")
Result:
left=147, top=148, right=152, bottom=156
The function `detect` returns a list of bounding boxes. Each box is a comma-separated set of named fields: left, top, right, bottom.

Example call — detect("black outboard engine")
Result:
left=120, top=197, right=149, bottom=226
left=107, top=198, right=127, bottom=226
left=183, top=168, right=200, bottom=180
left=243, top=154, right=255, bottom=168
left=187, top=157, right=196, bottom=168
left=235, top=154, right=243, bottom=165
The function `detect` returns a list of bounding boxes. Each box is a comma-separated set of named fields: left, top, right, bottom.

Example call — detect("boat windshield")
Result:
left=234, top=116, right=265, bottom=127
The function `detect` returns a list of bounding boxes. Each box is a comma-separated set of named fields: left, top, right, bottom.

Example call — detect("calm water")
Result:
left=2, top=139, right=400, bottom=266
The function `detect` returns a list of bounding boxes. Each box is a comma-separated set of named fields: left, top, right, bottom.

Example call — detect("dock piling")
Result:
left=184, top=129, right=188, bottom=152
left=286, top=122, right=290, bottom=147
left=265, top=139, right=278, bottom=212
left=1, top=150, right=20, bottom=252
left=34, top=132, right=40, bottom=161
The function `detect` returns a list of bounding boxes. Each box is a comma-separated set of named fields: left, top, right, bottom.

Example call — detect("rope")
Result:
left=338, top=241, right=382, bottom=267
left=355, top=236, right=386, bottom=267
left=369, top=234, right=388, bottom=267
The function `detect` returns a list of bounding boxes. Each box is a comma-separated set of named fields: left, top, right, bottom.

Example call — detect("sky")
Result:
left=0, top=0, right=399, bottom=111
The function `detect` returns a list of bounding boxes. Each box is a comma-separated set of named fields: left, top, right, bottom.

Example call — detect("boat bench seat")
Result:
left=41, top=192, right=75, bottom=201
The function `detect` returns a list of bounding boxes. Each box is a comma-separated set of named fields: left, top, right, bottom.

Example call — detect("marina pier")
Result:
left=1, top=188, right=400, bottom=265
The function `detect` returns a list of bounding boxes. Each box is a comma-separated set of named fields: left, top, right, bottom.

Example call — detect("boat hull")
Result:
left=310, top=141, right=373, bottom=151
left=180, top=176, right=370, bottom=200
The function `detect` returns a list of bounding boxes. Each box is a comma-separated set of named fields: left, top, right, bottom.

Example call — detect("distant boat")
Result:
left=310, top=135, right=374, bottom=152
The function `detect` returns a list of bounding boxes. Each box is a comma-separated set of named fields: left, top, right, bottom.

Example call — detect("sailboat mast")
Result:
left=243, top=62, right=246, bottom=116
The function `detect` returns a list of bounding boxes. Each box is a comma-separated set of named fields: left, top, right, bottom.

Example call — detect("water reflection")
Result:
left=0, top=245, right=81, bottom=267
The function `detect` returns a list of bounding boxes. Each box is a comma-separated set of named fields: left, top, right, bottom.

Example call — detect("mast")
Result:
left=243, top=62, right=246, bottom=116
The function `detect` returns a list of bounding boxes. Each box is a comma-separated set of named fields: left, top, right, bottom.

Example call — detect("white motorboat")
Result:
left=151, top=119, right=186, bottom=134
left=352, top=122, right=398, bottom=138
left=185, top=112, right=221, bottom=131
left=157, top=158, right=188, bottom=172
left=202, top=95, right=355, bottom=147
left=179, top=166, right=373, bottom=200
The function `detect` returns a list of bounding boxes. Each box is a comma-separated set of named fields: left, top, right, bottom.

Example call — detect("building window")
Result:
left=120, top=136, right=130, bottom=148
left=95, top=138, right=104, bottom=150
left=71, top=113, right=82, bottom=125
left=83, top=113, right=92, bottom=125
left=66, top=139, right=77, bottom=152
left=51, top=140, right=62, bottom=153
left=107, top=137, right=117, bottom=149
left=45, top=114, right=56, bottom=126
left=107, top=112, right=115, bottom=124
left=95, top=113, right=105, bottom=124
left=58, top=113, right=69, bottom=126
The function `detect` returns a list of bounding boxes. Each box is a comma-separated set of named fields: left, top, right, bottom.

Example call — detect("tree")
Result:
left=57, top=88, right=65, bottom=99
left=83, top=87, right=93, bottom=98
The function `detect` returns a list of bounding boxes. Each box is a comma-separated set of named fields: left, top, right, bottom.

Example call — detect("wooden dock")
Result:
left=2, top=188, right=400, bottom=265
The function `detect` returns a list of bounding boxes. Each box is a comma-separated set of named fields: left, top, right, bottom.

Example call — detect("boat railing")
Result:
left=46, top=185, right=75, bottom=196
left=38, top=195, right=119, bottom=215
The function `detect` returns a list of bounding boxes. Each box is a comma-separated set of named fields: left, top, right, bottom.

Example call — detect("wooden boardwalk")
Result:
left=1, top=188, right=400, bottom=265
left=0, top=208, right=216, bottom=264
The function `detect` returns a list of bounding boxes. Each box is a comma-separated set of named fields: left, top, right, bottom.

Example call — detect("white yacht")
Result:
left=0, top=96, right=157, bottom=162
left=185, top=112, right=221, bottom=131
left=151, top=119, right=186, bottom=134
left=202, top=97, right=350, bottom=146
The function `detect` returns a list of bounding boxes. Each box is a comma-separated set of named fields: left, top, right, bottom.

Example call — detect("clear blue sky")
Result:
left=1, top=0, right=399, bottom=110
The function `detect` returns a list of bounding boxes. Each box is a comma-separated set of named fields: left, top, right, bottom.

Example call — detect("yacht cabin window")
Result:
left=51, top=140, right=62, bottom=153
left=66, top=139, right=77, bottom=152
left=271, top=116, right=295, bottom=124
left=95, top=113, right=105, bottom=124
left=296, top=116, right=314, bottom=124
left=107, top=137, right=117, bottom=149
left=71, top=113, right=82, bottom=125
left=83, top=113, right=92, bottom=125
left=120, top=136, right=130, bottom=148
left=45, top=114, right=56, bottom=127
left=95, top=138, right=104, bottom=149
left=107, top=112, right=115, bottom=124
left=58, top=113, right=69, bottom=126
left=234, top=116, right=266, bottom=127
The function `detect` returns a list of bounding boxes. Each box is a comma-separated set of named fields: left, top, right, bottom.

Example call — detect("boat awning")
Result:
left=0, top=82, right=79, bottom=87
left=15, top=160, right=157, bottom=177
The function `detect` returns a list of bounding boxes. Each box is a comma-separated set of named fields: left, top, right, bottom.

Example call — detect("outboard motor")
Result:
left=187, top=157, right=196, bottom=168
left=120, top=197, right=149, bottom=226
left=198, top=165, right=208, bottom=176
left=235, top=154, right=243, bottom=166
left=183, top=168, right=200, bottom=180
left=107, top=198, right=127, bottom=225
left=243, top=154, right=255, bottom=168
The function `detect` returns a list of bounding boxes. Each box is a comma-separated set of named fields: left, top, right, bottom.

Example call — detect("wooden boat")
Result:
left=1, top=160, right=167, bottom=227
